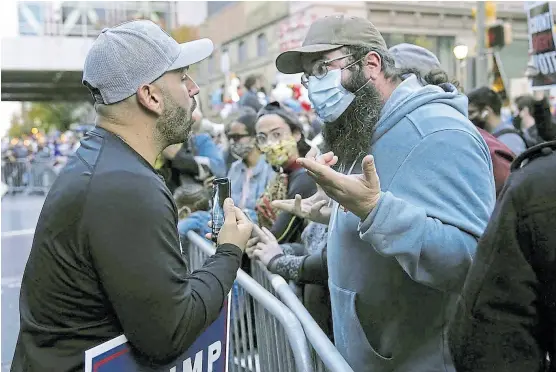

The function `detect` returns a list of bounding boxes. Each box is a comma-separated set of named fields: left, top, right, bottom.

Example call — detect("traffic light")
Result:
left=487, top=23, right=505, bottom=49
left=472, top=2, right=511, bottom=48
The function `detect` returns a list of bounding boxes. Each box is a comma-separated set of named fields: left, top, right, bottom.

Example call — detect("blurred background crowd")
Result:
left=3, top=1, right=556, bottom=370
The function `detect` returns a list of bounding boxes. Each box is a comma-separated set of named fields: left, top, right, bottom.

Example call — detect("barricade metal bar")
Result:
left=244, top=291, right=256, bottom=371
left=2, top=159, right=57, bottom=195
left=230, top=297, right=241, bottom=372
left=187, top=231, right=314, bottom=372
left=251, top=260, right=355, bottom=372
left=2, top=160, right=30, bottom=192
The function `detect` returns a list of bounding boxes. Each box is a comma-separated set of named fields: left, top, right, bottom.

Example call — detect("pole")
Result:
left=476, top=1, right=487, bottom=87
left=456, top=59, right=462, bottom=85
left=461, top=59, right=467, bottom=92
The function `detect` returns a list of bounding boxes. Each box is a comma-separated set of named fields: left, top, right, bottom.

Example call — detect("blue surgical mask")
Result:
left=308, top=68, right=371, bottom=123
left=308, top=69, right=355, bottom=123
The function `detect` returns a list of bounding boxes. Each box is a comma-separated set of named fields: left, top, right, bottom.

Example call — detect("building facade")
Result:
left=194, top=1, right=531, bottom=114
left=17, top=1, right=180, bottom=37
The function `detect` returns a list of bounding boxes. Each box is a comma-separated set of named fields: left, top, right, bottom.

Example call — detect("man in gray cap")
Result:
left=271, top=15, right=494, bottom=372
left=12, top=20, right=252, bottom=371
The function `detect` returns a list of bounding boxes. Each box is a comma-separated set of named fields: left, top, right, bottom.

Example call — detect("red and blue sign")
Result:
left=85, top=297, right=230, bottom=372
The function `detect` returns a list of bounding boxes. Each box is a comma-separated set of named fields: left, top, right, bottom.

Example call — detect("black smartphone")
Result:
left=211, top=177, right=231, bottom=243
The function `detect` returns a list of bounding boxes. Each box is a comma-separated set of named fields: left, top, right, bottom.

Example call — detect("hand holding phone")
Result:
left=211, top=178, right=231, bottom=243
left=209, top=178, right=253, bottom=250
left=207, top=198, right=253, bottom=251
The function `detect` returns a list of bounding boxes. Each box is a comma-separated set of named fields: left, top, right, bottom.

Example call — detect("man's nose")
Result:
left=187, top=79, right=200, bottom=97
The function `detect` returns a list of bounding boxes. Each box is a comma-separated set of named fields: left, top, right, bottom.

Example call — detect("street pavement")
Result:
left=1, top=194, right=45, bottom=371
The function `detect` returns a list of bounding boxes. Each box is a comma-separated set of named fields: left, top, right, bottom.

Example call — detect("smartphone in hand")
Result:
left=211, top=177, right=231, bottom=243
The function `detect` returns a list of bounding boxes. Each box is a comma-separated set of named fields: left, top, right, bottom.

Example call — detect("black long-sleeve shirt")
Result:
left=449, top=141, right=556, bottom=372
left=11, top=127, right=242, bottom=372
left=533, top=98, right=556, bottom=142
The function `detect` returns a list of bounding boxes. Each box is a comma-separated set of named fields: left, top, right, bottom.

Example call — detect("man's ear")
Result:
left=362, top=51, right=382, bottom=80
left=137, top=83, right=164, bottom=116
left=481, top=106, right=494, bottom=120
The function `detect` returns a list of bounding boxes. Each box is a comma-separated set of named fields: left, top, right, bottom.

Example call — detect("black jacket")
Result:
left=533, top=98, right=556, bottom=142
left=11, top=127, right=242, bottom=372
left=449, top=141, right=556, bottom=372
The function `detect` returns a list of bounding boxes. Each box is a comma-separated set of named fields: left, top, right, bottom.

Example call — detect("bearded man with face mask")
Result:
left=273, top=15, right=495, bottom=372
left=12, top=21, right=254, bottom=371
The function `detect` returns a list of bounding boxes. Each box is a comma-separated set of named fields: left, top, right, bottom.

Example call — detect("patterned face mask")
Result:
left=261, top=138, right=298, bottom=167
left=230, top=140, right=256, bottom=160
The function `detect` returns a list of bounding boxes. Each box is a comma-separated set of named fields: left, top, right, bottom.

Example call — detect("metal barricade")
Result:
left=1, top=158, right=57, bottom=195
left=2, top=159, right=30, bottom=193
left=250, top=261, right=354, bottom=372
left=187, top=231, right=315, bottom=372
left=27, top=158, right=58, bottom=194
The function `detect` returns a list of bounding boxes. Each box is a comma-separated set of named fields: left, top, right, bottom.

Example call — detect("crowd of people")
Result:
left=1, top=129, right=88, bottom=193
left=11, top=15, right=556, bottom=372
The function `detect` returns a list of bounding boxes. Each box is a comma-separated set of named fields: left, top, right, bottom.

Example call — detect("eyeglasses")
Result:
left=255, top=131, right=285, bottom=147
left=227, top=133, right=251, bottom=142
left=301, top=53, right=361, bottom=89
left=255, top=133, right=270, bottom=147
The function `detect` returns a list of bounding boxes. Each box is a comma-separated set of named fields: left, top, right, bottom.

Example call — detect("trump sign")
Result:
left=85, top=297, right=230, bottom=372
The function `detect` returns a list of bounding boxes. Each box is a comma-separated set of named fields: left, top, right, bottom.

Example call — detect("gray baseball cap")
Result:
left=83, top=20, right=213, bottom=105
left=275, top=15, right=387, bottom=74
left=389, top=43, right=440, bottom=75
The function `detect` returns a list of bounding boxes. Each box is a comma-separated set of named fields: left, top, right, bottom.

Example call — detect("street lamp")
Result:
left=453, top=44, right=469, bottom=60
left=453, top=43, right=469, bottom=90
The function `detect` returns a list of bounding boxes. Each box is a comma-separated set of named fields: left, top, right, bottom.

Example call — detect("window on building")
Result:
left=18, top=2, right=44, bottom=36
left=257, top=33, right=268, bottom=57
left=221, top=48, right=230, bottom=74
left=437, top=36, right=456, bottom=80
left=384, top=33, right=405, bottom=48
left=208, top=55, right=215, bottom=75
left=384, top=33, right=455, bottom=75
left=238, top=41, right=247, bottom=63
left=498, top=39, right=529, bottom=81
left=405, top=35, right=437, bottom=55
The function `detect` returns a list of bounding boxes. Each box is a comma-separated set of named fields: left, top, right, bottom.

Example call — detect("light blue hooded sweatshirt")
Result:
left=327, top=75, right=496, bottom=372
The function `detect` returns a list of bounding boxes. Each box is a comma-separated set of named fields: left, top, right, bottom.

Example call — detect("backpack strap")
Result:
left=493, top=128, right=522, bottom=138
left=493, top=128, right=530, bottom=148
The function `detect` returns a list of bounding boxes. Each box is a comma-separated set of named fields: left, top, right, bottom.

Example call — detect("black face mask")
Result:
left=512, top=115, right=523, bottom=130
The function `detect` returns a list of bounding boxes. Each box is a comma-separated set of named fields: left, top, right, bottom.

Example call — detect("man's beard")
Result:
left=155, top=91, right=195, bottom=147
left=323, top=68, right=383, bottom=165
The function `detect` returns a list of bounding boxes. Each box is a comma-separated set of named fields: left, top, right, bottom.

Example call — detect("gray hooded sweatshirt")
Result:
left=327, top=75, right=495, bottom=372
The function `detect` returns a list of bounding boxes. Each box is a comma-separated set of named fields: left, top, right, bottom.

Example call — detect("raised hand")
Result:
left=271, top=186, right=331, bottom=224
left=252, top=227, right=285, bottom=267
left=297, top=154, right=382, bottom=220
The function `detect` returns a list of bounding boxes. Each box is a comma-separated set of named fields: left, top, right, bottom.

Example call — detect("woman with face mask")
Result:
left=252, top=101, right=317, bottom=244
left=226, top=108, right=275, bottom=224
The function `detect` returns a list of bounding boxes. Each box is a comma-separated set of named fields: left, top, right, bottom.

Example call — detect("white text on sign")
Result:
left=529, top=12, right=552, bottom=34
left=169, top=341, right=222, bottom=372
